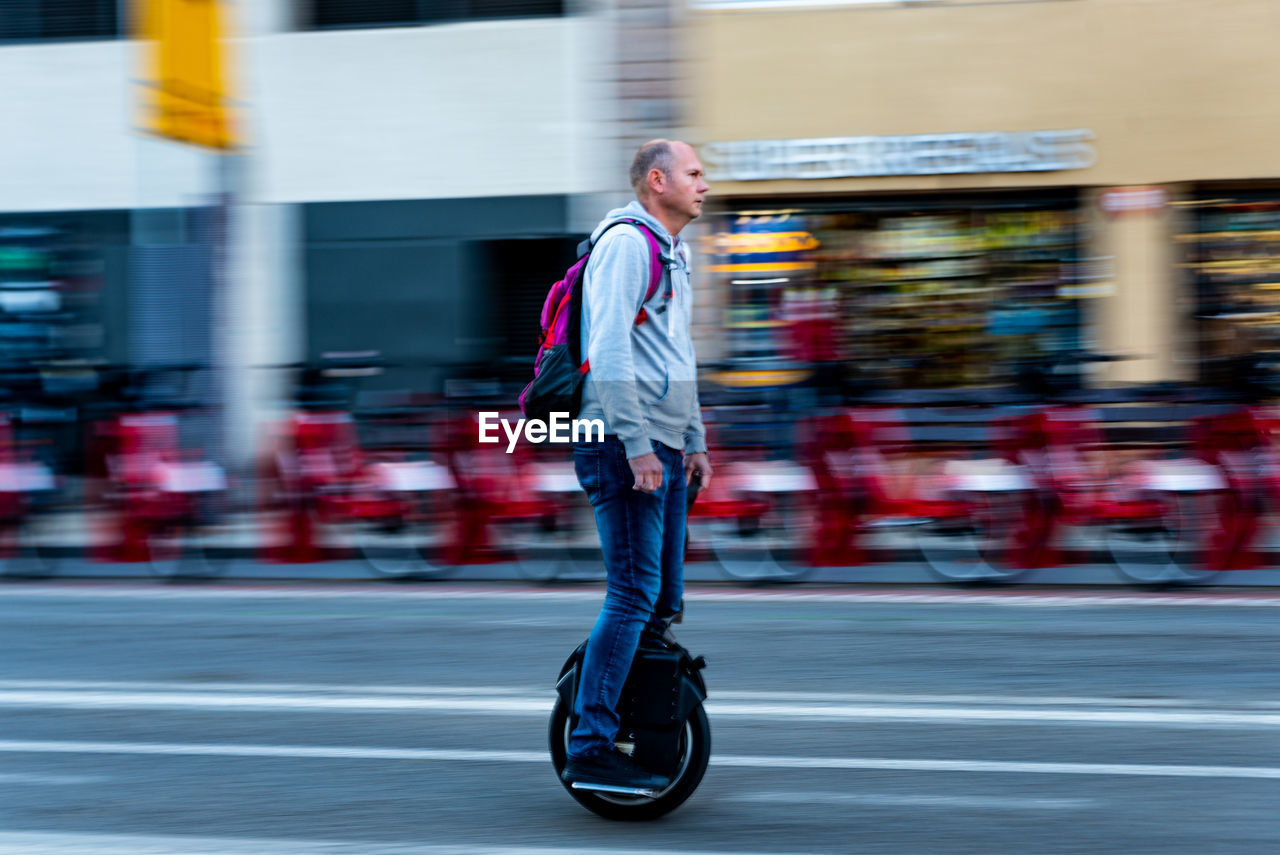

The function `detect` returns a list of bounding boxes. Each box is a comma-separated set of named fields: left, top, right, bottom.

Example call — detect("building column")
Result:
left=1089, top=185, right=1191, bottom=384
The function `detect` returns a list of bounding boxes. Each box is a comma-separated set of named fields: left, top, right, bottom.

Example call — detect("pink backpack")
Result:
left=518, top=218, right=666, bottom=421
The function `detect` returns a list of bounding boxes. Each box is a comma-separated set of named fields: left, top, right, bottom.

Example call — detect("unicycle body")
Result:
left=549, top=633, right=710, bottom=820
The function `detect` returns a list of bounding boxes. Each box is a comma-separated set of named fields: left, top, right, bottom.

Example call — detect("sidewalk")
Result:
left=16, top=508, right=1280, bottom=587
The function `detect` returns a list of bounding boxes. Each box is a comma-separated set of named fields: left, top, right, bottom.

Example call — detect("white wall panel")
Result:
left=0, top=17, right=610, bottom=212
left=0, top=42, right=216, bottom=213
left=251, top=19, right=606, bottom=203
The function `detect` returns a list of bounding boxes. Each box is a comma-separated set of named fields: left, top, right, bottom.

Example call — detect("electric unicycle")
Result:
left=549, top=632, right=710, bottom=820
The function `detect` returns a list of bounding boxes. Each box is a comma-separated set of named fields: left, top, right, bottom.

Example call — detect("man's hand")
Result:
left=629, top=452, right=663, bottom=493
left=685, top=452, right=712, bottom=490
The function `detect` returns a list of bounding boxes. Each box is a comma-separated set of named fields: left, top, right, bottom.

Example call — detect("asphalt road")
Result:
left=0, top=582, right=1276, bottom=854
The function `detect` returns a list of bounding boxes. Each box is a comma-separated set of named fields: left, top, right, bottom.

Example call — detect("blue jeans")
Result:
left=568, top=435, right=686, bottom=760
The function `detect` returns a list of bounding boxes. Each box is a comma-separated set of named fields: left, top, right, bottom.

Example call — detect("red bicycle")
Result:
left=86, top=366, right=231, bottom=580
left=258, top=359, right=458, bottom=579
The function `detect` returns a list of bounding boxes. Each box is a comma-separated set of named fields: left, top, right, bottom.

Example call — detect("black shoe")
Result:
left=561, top=748, right=671, bottom=790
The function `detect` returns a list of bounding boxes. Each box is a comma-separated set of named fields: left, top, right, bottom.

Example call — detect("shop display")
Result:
left=707, top=211, right=818, bottom=361
left=1179, top=195, right=1280, bottom=363
left=705, top=199, right=1086, bottom=388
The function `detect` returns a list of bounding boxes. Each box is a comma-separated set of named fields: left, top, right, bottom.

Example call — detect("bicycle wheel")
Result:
left=916, top=491, right=1027, bottom=584
left=711, top=494, right=813, bottom=583
left=507, top=501, right=604, bottom=584
left=148, top=521, right=232, bottom=581
left=0, top=519, right=54, bottom=579
left=356, top=502, right=457, bottom=581
left=1106, top=491, right=1221, bottom=586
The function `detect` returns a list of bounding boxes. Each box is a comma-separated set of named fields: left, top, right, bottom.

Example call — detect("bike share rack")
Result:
left=86, top=367, right=227, bottom=568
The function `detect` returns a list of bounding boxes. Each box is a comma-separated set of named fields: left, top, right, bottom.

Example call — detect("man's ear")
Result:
left=649, top=168, right=666, bottom=195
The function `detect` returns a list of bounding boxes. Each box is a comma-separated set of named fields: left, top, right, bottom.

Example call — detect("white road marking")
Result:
left=690, top=590, right=1280, bottom=608
left=0, top=739, right=1276, bottom=780
left=713, top=690, right=1280, bottom=709
left=709, top=703, right=1280, bottom=727
left=0, top=686, right=1274, bottom=727
left=0, top=741, right=547, bottom=762
left=3, top=583, right=1279, bottom=607
left=729, top=791, right=1094, bottom=810
left=0, top=832, right=816, bottom=855
left=714, top=754, right=1280, bottom=779
left=0, top=689, right=550, bottom=714
left=5, top=680, right=1277, bottom=710
left=0, top=680, right=546, bottom=696
left=0, top=773, right=106, bottom=785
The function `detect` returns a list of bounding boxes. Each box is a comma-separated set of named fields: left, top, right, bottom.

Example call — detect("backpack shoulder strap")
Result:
left=625, top=219, right=666, bottom=304
left=585, top=218, right=667, bottom=306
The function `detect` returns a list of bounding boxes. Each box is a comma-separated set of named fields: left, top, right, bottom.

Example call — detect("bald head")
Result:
left=630, top=139, right=683, bottom=197
left=629, top=139, right=708, bottom=236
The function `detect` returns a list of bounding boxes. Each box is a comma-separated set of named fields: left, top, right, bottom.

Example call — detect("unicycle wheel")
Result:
left=548, top=695, right=710, bottom=821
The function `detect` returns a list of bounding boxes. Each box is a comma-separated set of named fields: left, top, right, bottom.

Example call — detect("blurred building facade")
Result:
left=686, top=0, right=1280, bottom=390
left=9, top=0, right=1280, bottom=476
left=0, top=0, right=679, bottom=470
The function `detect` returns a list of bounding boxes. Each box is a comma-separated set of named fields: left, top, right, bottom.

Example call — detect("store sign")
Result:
left=1099, top=187, right=1167, bottom=215
left=710, top=231, right=820, bottom=254
left=693, top=0, right=939, bottom=8
left=702, top=130, right=1096, bottom=181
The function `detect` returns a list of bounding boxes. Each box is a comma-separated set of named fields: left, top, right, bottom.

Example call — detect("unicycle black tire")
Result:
left=548, top=695, right=710, bottom=821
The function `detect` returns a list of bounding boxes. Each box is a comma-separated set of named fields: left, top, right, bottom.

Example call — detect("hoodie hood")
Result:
left=591, top=200, right=679, bottom=256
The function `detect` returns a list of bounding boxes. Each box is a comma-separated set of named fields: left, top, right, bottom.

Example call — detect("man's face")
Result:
left=661, top=144, right=710, bottom=226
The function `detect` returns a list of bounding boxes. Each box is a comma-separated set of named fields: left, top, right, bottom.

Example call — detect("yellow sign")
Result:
left=706, top=261, right=817, bottom=274
left=137, top=0, right=238, bottom=150
left=705, top=231, right=820, bottom=255
left=708, top=369, right=813, bottom=388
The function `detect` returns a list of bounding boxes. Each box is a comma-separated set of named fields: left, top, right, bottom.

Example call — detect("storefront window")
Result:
left=1181, top=192, right=1280, bottom=372
left=706, top=195, right=1086, bottom=388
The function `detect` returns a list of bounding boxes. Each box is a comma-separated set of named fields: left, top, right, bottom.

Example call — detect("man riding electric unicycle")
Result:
left=523, top=140, right=713, bottom=820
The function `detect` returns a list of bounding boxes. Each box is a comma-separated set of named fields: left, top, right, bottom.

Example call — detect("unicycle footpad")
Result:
left=570, top=782, right=660, bottom=798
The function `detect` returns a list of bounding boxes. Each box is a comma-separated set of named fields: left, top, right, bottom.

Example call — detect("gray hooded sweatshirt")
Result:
left=577, top=200, right=708, bottom=460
